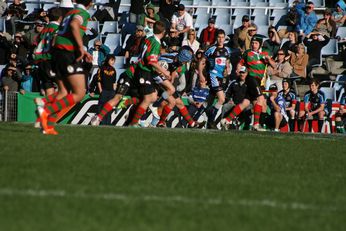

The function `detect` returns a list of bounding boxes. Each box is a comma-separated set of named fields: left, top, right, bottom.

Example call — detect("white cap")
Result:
left=239, top=66, right=247, bottom=72
left=60, top=0, right=74, bottom=8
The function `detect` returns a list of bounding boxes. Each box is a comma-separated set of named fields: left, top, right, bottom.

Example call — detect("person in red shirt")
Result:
left=199, top=18, right=218, bottom=50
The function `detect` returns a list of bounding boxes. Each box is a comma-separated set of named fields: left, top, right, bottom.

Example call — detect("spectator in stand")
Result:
left=159, top=0, right=178, bottom=23
left=138, top=3, right=160, bottom=27
left=182, top=28, right=200, bottom=54
left=19, top=64, right=38, bottom=94
left=59, top=0, right=74, bottom=16
left=6, top=52, right=24, bottom=73
left=297, top=79, right=326, bottom=133
left=281, top=31, right=299, bottom=55
left=171, top=4, right=193, bottom=44
left=11, top=33, right=28, bottom=65
left=82, top=27, right=98, bottom=48
left=296, top=1, right=318, bottom=39
left=266, top=84, right=289, bottom=132
left=335, top=82, right=345, bottom=133
left=3, top=0, right=27, bottom=34
left=332, top=0, right=346, bottom=28
left=315, top=9, right=337, bottom=38
left=266, top=49, right=293, bottom=91
left=199, top=18, right=218, bottom=50
left=238, top=24, right=258, bottom=51
left=290, top=43, right=309, bottom=80
left=0, top=0, right=7, bottom=17
left=91, top=0, right=121, bottom=23
left=263, top=26, right=281, bottom=58
left=88, top=40, right=110, bottom=67
left=303, top=30, right=330, bottom=76
left=164, top=29, right=181, bottom=52
left=144, top=21, right=154, bottom=37
left=96, top=54, right=117, bottom=125
left=278, top=79, right=297, bottom=131
left=1, top=65, right=19, bottom=92
left=233, top=15, right=255, bottom=52
left=0, top=31, right=11, bottom=65
left=24, top=20, right=45, bottom=50
left=124, top=25, right=145, bottom=64
left=129, top=0, right=150, bottom=24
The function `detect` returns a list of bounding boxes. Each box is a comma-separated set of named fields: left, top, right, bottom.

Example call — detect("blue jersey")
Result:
left=278, top=90, right=297, bottom=108
left=304, top=90, right=326, bottom=112
left=204, top=45, right=231, bottom=79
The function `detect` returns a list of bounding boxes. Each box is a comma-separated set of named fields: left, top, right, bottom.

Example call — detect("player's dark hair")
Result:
left=76, top=0, right=92, bottom=7
left=48, top=7, right=62, bottom=21
left=216, top=29, right=225, bottom=36
left=310, top=79, right=320, bottom=86
left=153, top=21, right=166, bottom=35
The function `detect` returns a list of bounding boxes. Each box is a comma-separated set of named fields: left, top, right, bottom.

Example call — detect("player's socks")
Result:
left=308, top=120, right=313, bottom=132
left=159, top=105, right=172, bottom=124
left=318, top=119, right=324, bottom=133
left=130, top=106, right=146, bottom=125
left=253, top=104, right=262, bottom=126
left=98, top=102, right=113, bottom=120
left=208, top=103, right=222, bottom=123
left=226, top=104, right=242, bottom=122
left=289, top=119, right=295, bottom=132
left=298, top=118, right=304, bottom=132
left=179, top=106, right=194, bottom=125
left=124, top=97, right=139, bottom=107
left=42, top=92, right=58, bottom=104
left=45, top=94, right=75, bottom=115
left=47, top=113, right=57, bottom=129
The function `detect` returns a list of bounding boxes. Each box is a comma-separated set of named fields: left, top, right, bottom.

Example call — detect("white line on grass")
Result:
left=0, top=188, right=342, bottom=212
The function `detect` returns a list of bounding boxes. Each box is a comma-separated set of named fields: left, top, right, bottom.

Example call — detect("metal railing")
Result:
left=0, top=91, right=18, bottom=122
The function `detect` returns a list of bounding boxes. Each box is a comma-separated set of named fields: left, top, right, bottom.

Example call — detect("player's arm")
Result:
left=151, top=61, right=171, bottom=79
left=70, top=17, right=92, bottom=62
left=270, top=96, right=281, bottom=112
left=198, top=57, right=207, bottom=87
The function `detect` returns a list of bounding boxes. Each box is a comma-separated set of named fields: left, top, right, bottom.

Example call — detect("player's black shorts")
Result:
left=245, top=76, right=262, bottom=101
left=137, top=69, right=156, bottom=95
left=115, top=72, right=139, bottom=97
left=52, top=49, right=85, bottom=78
left=37, top=61, right=56, bottom=90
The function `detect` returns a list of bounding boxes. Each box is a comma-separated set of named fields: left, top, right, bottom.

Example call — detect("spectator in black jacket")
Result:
left=0, top=32, right=11, bottom=65
left=129, top=0, right=150, bottom=24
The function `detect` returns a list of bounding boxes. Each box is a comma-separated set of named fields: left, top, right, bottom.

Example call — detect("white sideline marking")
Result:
left=0, top=188, right=342, bottom=212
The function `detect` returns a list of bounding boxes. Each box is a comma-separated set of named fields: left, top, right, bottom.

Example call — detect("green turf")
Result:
left=0, top=122, right=345, bottom=231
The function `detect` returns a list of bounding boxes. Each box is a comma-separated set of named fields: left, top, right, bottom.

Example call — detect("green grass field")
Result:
left=0, top=122, right=345, bottom=231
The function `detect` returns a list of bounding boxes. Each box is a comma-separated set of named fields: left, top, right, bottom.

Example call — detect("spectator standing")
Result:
left=96, top=54, right=117, bottom=125
left=11, top=33, right=28, bottom=65
left=0, top=0, right=6, bottom=17
left=91, top=0, right=121, bottom=23
left=332, top=0, right=346, bottom=28
left=171, top=4, right=193, bottom=43
left=3, top=0, right=26, bottom=34
left=159, top=0, right=178, bottom=22
left=19, top=64, right=35, bottom=94
left=290, top=43, right=309, bottom=79
left=129, top=0, right=150, bottom=24
left=315, top=9, right=337, bottom=38
left=266, top=49, right=293, bottom=91
left=1, top=65, right=19, bottom=92
left=199, top=18, right=218, bottom=50
left=138, top=3, right=160, bottom=27
left=233, top=15, right=255, bottom=52
left=296, top=1, right=318, bottom=38
left=0, top=32, right=11, bottom=65
left=238, top=24, right=258, bottom=51
left=24, top=20, right=45, bottom=50
left=182, top=28, right=200, bottom=54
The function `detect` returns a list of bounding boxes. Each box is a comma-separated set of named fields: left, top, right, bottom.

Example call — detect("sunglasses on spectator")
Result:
left=277, top=53, right=285, bottom=55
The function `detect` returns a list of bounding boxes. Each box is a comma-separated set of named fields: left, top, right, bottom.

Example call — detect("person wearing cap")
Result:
left=124, top=25, right=146, bottom=64
left=266, top=48, right=293, bottom=91
left=199, top=18, right=218, bottom=50
left=332, top=1, right=346, bottom=28
left=19, top=64, right=36, bottom=94
left=266, top=84, right=289, bottom=132
left=154, top=46, right=201, bottom=128
left=198, top=29, right=231, bottom=129
left=221, top=66, right=252, bottom=130
left=10, top=33, right=28, bottom=65
left=297, top=79, right=326, bottom=132
left=233, top=15, right=255, bottom=51
left=315, top=9, right=337, bottom=38
left=171, top=4, right=193, bottom=43
left=303, top=29, right=330, bottom=76
left=239, top=24, right=259, bottom=51
left=237, top=35, right=276, bottom=131
left=1, top=65, right=19, bottom=92
left=138, top=3, right=160, bottom=27
left=295, top=1, right=318, bottom=37
left=278, top=79, right=297, bottom=131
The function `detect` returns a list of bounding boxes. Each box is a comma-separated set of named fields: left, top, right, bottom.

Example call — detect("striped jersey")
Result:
left=54, top=4, right=90, bottom=52
left=138, top=35, right=161, bottom=72
left=239, top=48, right=270, bottom=79
left=204, top=45, right=231, bottom=78
left=278, top=90, right=297, bottom=108
left=159, top=52, right=187, bottom=77
left=33, top=22, right=60, bottom=62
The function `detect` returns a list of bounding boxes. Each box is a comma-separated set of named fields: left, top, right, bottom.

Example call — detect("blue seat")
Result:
left=321, top=39, right=338, bottom=56
left=104, top=33, right=121, bottom=54
left=101, top=21, right=118, bottom=35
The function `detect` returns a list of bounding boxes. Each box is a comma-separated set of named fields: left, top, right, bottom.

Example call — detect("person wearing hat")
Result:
left=199, top=18, right=218, bottom=50
left=266, top=84, right=289, bottom=132
left=88, top=39, right=111, bottom=67
left=237, top=35, right=276, bottom=131
left=1, top=65, right=19, bottom=92
left=171, top=4, right=193, bottom=43
left=233, top=15, right=256, bottom=51
left=138, top=3, right=160, bottom=27
left=332, top=1, right=346, bottom=28
left=315, top=8, right=337, bottom=38
left=303, top=29, right=330, bottom=76
left=221, top=66, right=252, bottom=130
left=239, top=24, right=259, bottom=51
left=278, top=79, right=297, bottom=131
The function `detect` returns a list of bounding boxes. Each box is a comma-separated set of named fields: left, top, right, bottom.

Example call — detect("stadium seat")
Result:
left=321, top=39, right=338, bottom=56
left=334, top=75, right=346, bottom=91
left=336, top=26, right=346, bottom=39
left=218, top=24, right=233, bottom=35
left=43, top=3, right=56, bottom=11
left=122, top=33, right=131, bottom=50
left=0, top=18, right=5, bottom=32
left=232, top=2, right=250, bottom=17
left=269, top=0, right=287, bottom=7
left=249, top=0, right=266, bottom=6
left=101, top=21, right=118, bottom=35
left=118, top=5, right=131, bottom=13
left=194, top=3, right=210, bottom=17
left=26, top=3, right=41, bottom=15
left=309, top=0, right=325, bottom=7
left=87, top=21, right=100, bottom=35
left=116, top=68, right=126, bottom=81
left=215, top=13, right=231, bottom=26
left=253, top=14, right=269, bottom=26
left=256, top=25, right=269, bottom=37
left=320, top=87, right=336, bottom=102
left=337, top=88, right=345, bottom=102
left=194, top=14, right=210, bottom=29
left=104, top=33, right=121, bottom=54
left=113, top=56, right=126, bottom=69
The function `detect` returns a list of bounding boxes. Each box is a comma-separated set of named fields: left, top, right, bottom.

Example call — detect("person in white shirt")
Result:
left=182, top=28, right=200, bottom=54
left=170, top=4, right=193, bottom=44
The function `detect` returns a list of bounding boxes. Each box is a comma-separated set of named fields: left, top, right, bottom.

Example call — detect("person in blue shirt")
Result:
left=296, top=1, right=318, bottom=38
left=278, top=79, right=297, bottom=131
left=198, top=29, right=232, bottom=128
left=266, top=84, right=289, bottom=132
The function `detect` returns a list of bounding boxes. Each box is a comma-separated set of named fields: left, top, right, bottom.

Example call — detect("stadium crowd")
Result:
left=0, top=0, right=345, bottom=134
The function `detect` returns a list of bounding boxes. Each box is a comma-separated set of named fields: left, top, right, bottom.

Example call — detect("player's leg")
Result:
left=317, top=110, right=326, bottom=132
left=130, top=91, right=157, bottom=126
left=274, top=111, right=283, bottom=131
left=208, top=89, right=225, bottom=128
left=175, top=97, right=197, bottom=127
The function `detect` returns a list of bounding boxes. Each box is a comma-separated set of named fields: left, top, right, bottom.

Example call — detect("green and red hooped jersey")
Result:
left=54, top=4, right=90, bottom=52
left=239, top=49, right=270, bottom=79
left=138, top=35, right=161, bottom=73
left=33, top=22, right=60, bottom=63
